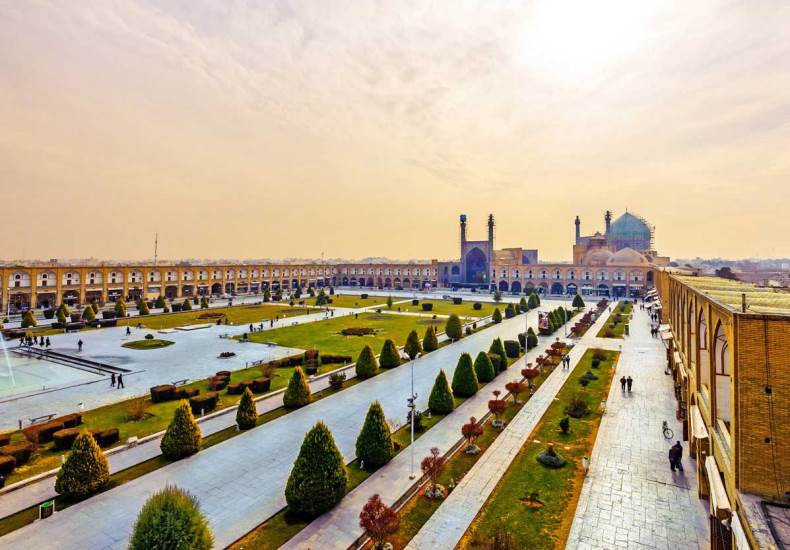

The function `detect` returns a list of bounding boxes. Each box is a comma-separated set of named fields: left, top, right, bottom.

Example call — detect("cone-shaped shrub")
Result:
left=355, top=401, right=394, bottom=469
left=200, top=296, right=209, bottom=309
left=54, top=432, right=110, bottom=499
left=492, top=307, right=503, bottom=324
left=129, top=485, right=213, bottom=550
left=285, top=422, right=348, bottom=519
left=57, top=309, right=68, bottom=324
left=451, top=353, right=479, bottom=397
left=182, top=299, right=192, bottom=311
left=519, top=297, right=528, bottom=312
left=263, top=288, right=271, bottom=302
left=138, top=300, right=150, bottom=315
left=474, top=351, right=496, bottom=383
left=422, top=326, right=439, bottom=352
left=21, top=310, right=37, bottom=328
left=283, top=367, right=312, bottom=408
left=355, top=345, right=379, bottom=379
left=404, top=329, right=422, bottom=360
left=56, top=302, right=69, bottom=319
left=155, top=295, right=166, bottom=309
left=428, top=370, right=454, bottom=414
left=489, top=338, right=508, bottom=372
left=527, top=327, right=538, bottom=349
left=114, top=299, right=127, bottom=317
left=90, top=300, right=99, bottom=314
left=504, top=303, right=516, bottom=319
left=528, top=292, right=539, bottom=309
left=160, top=401, right=202, bottom=460
left=379, top=339, right=400, bottom=368
left=445, top=314, right=463, bottom=341
left=82, top=305, right=96, bottom=321
left=572, top=294, right=585, bottom=308
left=236, top=388, right=257, bottom=430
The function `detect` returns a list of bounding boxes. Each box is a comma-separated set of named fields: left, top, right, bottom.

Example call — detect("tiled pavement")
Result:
left=566, top=307, right=710, bottom=550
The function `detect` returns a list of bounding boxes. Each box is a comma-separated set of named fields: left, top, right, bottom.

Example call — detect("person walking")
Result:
left=45, top=337, right=50, bottom=348
left=620, top=376, right=627, bottom=392
left=249, top=323, right=254, bottom=333
left=77, top=339, right=83, bottom=352
left=117, top=374, right=124, bottom=389
left=669, top=441, right=684, bottom=471
left=126, top=325, right=131, bottom=336
left=626, top=376, right=633, bottom=392
left=110, top=373, right=116, bottom=388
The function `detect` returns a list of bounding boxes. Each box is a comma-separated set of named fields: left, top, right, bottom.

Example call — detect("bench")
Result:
left=29, top=414, right=56, bottom=424
left=171, top=379, right=189, bottom=387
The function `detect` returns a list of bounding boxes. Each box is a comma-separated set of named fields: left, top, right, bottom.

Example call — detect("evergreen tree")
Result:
left=428, top=370, right=454, bottom=414
left=114, top=299, right=127, bottom=317
left=451, top=352, right=479, bottom=397
left=82, top=305, right=96, bottom=321
left=504, top=303, right=516, bottom=318
left=422, top=326, right=439, bottom=352
left=138, top=300, right=150, bottom=315
left=528, top=292, right=539, bottom=309
left=473, top=351, right=496, bottom=383
left=316, top=289, right=329, bottom=306
left=54, top=432, right=110, bottom=499
left=492, top=307, right=503, bottom=324
left=379, top=339, right=401, bottom=368
left=155, top=295, right=166, bottom=309
left=355, top=345, right=379, bottom=379
left=200, top=296, right=209, bottom=309
left=283, top=367, right=312, bottom=408
left=90, top=300, right=99, bottom=314
left=445, top=314, right=463, bottom=341
left=489, top=338, right=508, bottom=372
left=527, top=327, right=538, bottom=349
left=493, top=290, right=502, bottom=302
left=355, top=401, right=394, bottom=469
left=56, top=302, right=69, bottom=319
left=263, top=288, right=271, bottom=302
left=57, top=309, right=68, bottom=325
left=572, top=294, right=585, bottom=308
left=129, top=486, right=213, bottom=550
left=182, top=298, right=192, bottom=311
left=285, top=422, right=348, bottom=519
left=386, top=295, right=393, bottom=309
left=519, top=296, right=528, bottom=312
left=404, top=329, right=422, bottom=360
left=21, top=310, right=37, bottom=328
left=236, top=388, right=257, bottom=430
left=160, top=401, right=202, bottom=460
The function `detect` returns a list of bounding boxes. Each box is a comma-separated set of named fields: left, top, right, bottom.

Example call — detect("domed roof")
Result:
left=608, top=212, right=653, bottom=252
left=606, top=247, right=649, bottom=266
left=582, top=248, right=614, bottom=267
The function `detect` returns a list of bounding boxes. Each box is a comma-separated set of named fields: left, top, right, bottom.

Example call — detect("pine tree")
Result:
left=160, top=401, right=202, bottom=460
left=527, top=327, right=538, bottom=349
left=504, top=303, right=516, bottom=318
left=129, top=486, right=213, bottom=550
left=56, top=302, right=69, bottom=319
left=572, top=294, right=585, bottom=308
left=519, top=296, right=528, bottom=312
left=182, top=298, right=192, bottom=311
left=236, top=388, right=257, bottom=430
left=90, top=300, right=99, bottom=314
left=200, top=296, right=209, bottom=309
left=138, top=300, right=150, bottom=316
left=387, top=295, right=393, bottom=309
left=355, top=401, right=394, bottom=469
left=283, top=367, right=312, bottom=408
left=489, top=338, right=508, bottom=372
left=492, top=307, right=503, bottom=324
left=379, top=339, right=401, bottom=368
left=21, top=310, right=37, bottom=328
left=451, top=353, right=479, bottom=397
left=422, top=326, right=439, bottom=352
left=355, top=345, right=379, bottom=379
left=82, top=305, right=96, bottom=321
left=155, top=295, right=166, bottom=309
left=54, top=432, right=110, bottom=499
left=445, top=314, right=463, bottom=341
left=57, top=309, right=68, bottom=325
left=404, top=329, right=422, bottom=360
left=285, top=422, right=348, bottom=519
left=263, top=288, right=271, bottom=302
left=494, top=290, right=502, bottom=302
left=428, top=370, right=454, bottom=414
left=474, top=351, right=496, bottom=383
left=528, top=292, right=539, bottom=309
left=114, top=299, right=127, bottom=318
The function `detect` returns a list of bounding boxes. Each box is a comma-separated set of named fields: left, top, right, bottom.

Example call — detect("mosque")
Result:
left=440, top=210, right=669, bottom=297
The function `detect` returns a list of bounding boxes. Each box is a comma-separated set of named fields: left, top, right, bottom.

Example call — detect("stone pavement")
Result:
left=402, top=308, right=613, bottom=550
left=0, top=300, right=567, bottom=549
left=566, top=306, right=710, bottom=550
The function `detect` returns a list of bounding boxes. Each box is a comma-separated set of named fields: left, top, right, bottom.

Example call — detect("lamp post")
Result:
left=408, top=355, right=418, bottom=480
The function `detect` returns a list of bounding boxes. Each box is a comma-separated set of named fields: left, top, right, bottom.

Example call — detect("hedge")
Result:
left=175, top=387, right=200, bottom=400
left=1, top=442, right=34, bottom=465
left=150, top=384, right=176, bottom=403
left=23, top=420, right=65, bottom=444
left=227, top=383, right=243, bottom=395
left=504, top=340, right=521, bottom=359
left=0, top=455, right=15, bottom=476
left=421, top=303, right=433, bottom=311
left=0, top=433, right=10, bottom=447
left=189, top=392, right=218, bottom=415
left=129, top=486, right=214, bottom=550
left=411, top=299, right=419, bottom=306
left=53, top=428, right=82, bottom=451
left=321, top=354, right=352, bottom=365
left=55, top=432, right=110, bottom=499
left=451, top=353, right=479, bottom=397
left=58, top=413, right=82, bottom=428
left=90, top=428, right=120, bottom=448
left=428, top=370, right=454, bottom=415
left=251, top=377, right=272, bottom=393
left=452, top=297, right=462, bottom=304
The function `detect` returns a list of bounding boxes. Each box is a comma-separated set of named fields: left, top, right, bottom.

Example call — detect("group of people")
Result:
left=619, top=375, right=634, bottom=392
left=109, top=372, right=125, bottom=389
left=18, top=335, right=51, bottom=348
left=561, top=354, right=572, bottom=370
left=649, top=325, right=661, bottom=338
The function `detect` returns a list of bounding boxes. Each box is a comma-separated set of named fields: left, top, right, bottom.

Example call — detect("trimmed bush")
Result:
left=82, top=306, right=96, bottom=322
left=404, top=329, right=422, bottom=360
left=504, top=303, right=516, bottom=319
left=160, top=401, right=202, bottom=460
left=321, top=354, right=353, bottom=365
left=283, top=367, right=312, bottom=408
left=422, top=326, right=439, bottom=352
left=355, top=345, right=379, bottom=379
left=129, top=486, right=213, bottom=550
left=175, top=387, right=200, bottom=400
left=445, top=314, right=463, bottom=341
left=379, top=339, right=401, bottom=368
left=492, top=307, right=502, bottom=324
left=517, top=332, right=526, bottom=349
left=138, top=300, right=150, bottom=315
left=452, top=297, right=462, bottom=305
left=90, top=428, right=119, bottom=448
left=54, top=432, right=110, bottom=499
left=473, top=302, right=482, bottom=310
left=0, top=455, right=15, bottom=476
left=428, top=370, right=455, bottom=415
left=182, top=299, right=192, bottom=311
left=150, top=384, right=176, bottom=403
left=226, top=383, right=243, bottom=395
left=44, top=308, right=55, bottom=319
left=489, top=338, right=508, bottom=372
left=572, top=294, right=585, bottom=308
left=355, top=401, right=394, bottom=469
left=23, top=420, right=65, bottom=444
left=189, top=392, right=218, bottom=415
left=53, top=428, right=81, bottom=451
left=487, top=352, right=503, bottom=373
left=114, top=300, right=127, bottom=318
left=527, top=327, right=538, bottom=349
left=411, top=299, right=419, bottom=306
left=473, top=351, right=496, bottom=383
left=537, top=443, right=567, bottom=468
left=285, top=422, right=348, bottom=519
left=503, top=340, right=520, bottom=359
left=1, top=442, right=34, bottom=465
left=559, top=416, right=570, bottom=434
left=328, top=372, right=346, bottom=390
left=0, top=433, right=10, bottom=447
left=21, top=310, right=37, bottom=328
left=565, top=394, right=591, bottom=418
left=208, top=377, right=227, bottom=391
left=421, top=302, right=433, bottom=311
left=451, top=353, right=479, bottom=397
left=236, top=388, right=258, bottom=430
left=528, top=292, right=539, bottom=309
left=251, top=377, right=272, bottom=393
left=519, top=296, right=528, bottom=312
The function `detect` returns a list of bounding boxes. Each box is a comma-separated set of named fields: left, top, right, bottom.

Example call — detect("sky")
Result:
left=1, top=0, right=789, bottom=262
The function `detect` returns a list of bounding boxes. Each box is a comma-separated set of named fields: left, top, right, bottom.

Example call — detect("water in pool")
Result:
left=0, top=353, right=101, bottom=398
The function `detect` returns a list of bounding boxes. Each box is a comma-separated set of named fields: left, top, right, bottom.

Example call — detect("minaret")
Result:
left=460, top=214, right=467, bottom=247
left=574, top=216, right=581, bottom=243
left=605, top=210, right=612, bottom=235
left=487, top=214, right=495, bottom=248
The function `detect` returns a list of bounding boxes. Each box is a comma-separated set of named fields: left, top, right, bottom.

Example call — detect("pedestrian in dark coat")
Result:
left=626, top=376, right=633, bottom=392
left=45, top=337, right=50, bottom=347
left=620, top=376, right=627, bottom=392
left=110, top=373, right=116, bottom=388
left=77, top=339, right=83, bottom=352
left=117, top=374, right=124, bottom=389
left=669, top=441, right=684, bottom=471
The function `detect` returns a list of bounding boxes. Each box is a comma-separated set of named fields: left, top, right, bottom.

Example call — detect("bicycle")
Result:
left=662, top=420, right=674, bottom=440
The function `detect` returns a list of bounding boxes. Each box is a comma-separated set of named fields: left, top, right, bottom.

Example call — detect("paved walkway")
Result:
left=566, top=307, right=709, bottom=550
left=402, top=309, right=612, bottom=550
left=0, top=301, right=566, bottom=549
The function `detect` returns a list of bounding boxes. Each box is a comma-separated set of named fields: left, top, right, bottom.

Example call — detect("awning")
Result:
left=646, top=289, right=658, bottom=296
left=731, top=512, right=751, bottom=550
left=690, top=405, right=709, bottom=440
left=659, top=324, right=671, bottom=332
left=675, top=353, right=688, bottom=381
left=705, top=456, right=732, bottom=519
left=661, top=331, right=673, bottom=342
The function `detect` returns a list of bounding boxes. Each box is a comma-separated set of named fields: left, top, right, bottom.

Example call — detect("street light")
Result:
left=408, top=355, right=418, bottom=480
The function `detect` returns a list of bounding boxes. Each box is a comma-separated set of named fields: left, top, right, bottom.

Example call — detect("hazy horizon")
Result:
left=1, top=1, right=789, bottom=261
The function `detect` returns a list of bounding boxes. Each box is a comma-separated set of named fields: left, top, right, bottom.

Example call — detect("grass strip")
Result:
left=596, top=301, right=633, bottom=338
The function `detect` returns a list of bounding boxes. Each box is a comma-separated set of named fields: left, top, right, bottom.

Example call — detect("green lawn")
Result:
left=118, top=304, right=313, bottom=330
left=391, top=299, right=500, bottom=318
left=596, top=301, right=633, bottom=338
left=459, top=349, right=619, bottom=550
left=121, top=338, right=174, bottom=350
left=297, top=294, right=393, bottom=309
left=244, top=312, right=444, bottom=357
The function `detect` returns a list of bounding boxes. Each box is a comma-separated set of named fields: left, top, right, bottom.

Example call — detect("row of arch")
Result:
left=492, top=268, right=649, bottom=282
left=495, top=280, right=646, bottom=298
